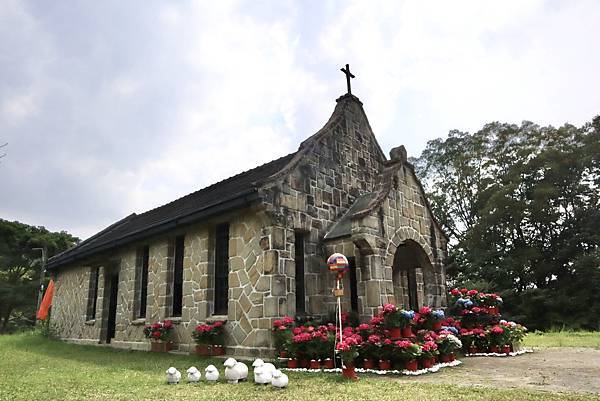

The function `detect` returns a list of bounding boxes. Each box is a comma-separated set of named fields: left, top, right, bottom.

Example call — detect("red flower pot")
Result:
left=432, top=321, right=442, bottom=331
left=309, top=359, right=320, bottom=369
left=468, top=345, right=477, bottom=354
left=342, top=363, right=358, bottom=380
left=287, top=359, right=298, bottom=368
left=378, top=360, right=391, bottom=371
left=421, top=358, right=433, bottom=369
left=489, top=306, right=498, bottom=315
left=401, top=326, right=414, bottom=338
left=299, top=359, right=309, bottom=369
left=490, top=346, right=500, bottom=354
left=210, top=345, right=225, bottom=356
left=150, top=341, right=172, bottom=353
left=441, top=354, right=452, bottom=363
left=363, top=359, right=375, bottom=369
left=279, top=350, right=288, bottom=358
left=389, top=327, right=402, bottom=339
left=323, top=358, right=334, bottom=369
left=449, top=353, right=456, bottom=361
left=195, top=344, right=209, bottom=356
left=502, top=345, right=511, bottom=355
left=405, top=359, right=418, bottom=371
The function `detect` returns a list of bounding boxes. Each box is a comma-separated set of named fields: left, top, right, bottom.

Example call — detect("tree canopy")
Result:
left=0, top=219, right=79, bottom=332
left=415, top=116, right=600, bottom=330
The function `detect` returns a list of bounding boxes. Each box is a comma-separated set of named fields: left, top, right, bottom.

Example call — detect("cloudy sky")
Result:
left=1, top=0, right=599, bottom=240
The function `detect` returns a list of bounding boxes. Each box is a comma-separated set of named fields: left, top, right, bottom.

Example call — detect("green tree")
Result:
left=415, top=117, right=600, bottom=330
left=0, top=219, right=79, bottom=332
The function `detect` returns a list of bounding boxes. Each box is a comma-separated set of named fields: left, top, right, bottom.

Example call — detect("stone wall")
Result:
left=52, top=265, right=103, bottom=343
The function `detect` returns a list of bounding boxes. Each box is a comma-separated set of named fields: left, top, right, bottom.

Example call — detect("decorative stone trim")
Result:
left=165, top=317, right=182, bottom=324
left=283, top=360, right=462, bottom=376
left=465, top=349, right=533, bottom=357
left=84, top=319, right=95, bottom=326
left=131, top=318, right=146, bottom=326
left=207, top=315, right=227, bottom=322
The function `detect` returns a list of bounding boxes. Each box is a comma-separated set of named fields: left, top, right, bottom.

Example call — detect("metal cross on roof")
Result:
left=340, top=64, right=355, bottom=94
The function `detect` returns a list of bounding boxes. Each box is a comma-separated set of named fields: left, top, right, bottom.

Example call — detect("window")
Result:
left=86, top=267, right=99, bottom=320
left=348, top=257, right=358, bottom=312
left=294, top=232, right=306, bottom=314
left=214, top=223, right=229, bottom=315
left=172, top=235, right=185, bottom=317
left=135, top=246, right=149, bottom=319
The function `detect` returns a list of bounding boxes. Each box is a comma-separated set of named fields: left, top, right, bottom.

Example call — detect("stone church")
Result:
left=47, top=80, right=448, bottom=356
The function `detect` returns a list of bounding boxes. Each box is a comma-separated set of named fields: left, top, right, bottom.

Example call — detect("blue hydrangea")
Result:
left=443, top=326, right=459, bottom=335
left=432, top=309, right=445, bottom=320
left=464, top=300, right=474, bottom=308
left=401, top=310, right=415, bottom=319
left=455, top=298, right=466, bottom=305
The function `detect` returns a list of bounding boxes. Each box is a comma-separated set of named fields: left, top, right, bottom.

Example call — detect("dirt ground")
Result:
left=404, top=348, right=600, bottom=394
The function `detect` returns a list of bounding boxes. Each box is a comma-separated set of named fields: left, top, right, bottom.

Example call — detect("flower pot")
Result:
left=287, top=359, right=298, bottom=368
left=299, top=359, right=309, bottom=369
left=150, top=341, right=172, bottom=353
left=195, top=344, right=209, bottom=356
left=401, top=326, right=414, bottom=338
left=210, top=345, right=225, bottom=356
left=323, top=358, right=334, bottom=369
left=309, top=359, right=320, bottom=369
left=279, top=350, right=288, bottom=358
left=441, top=354, right=452, bottom=363
left=449, top=353, right=456, bottom=361
left=468, top=345, right=477, bottom=354
left=342, top=363, right=358, bottom=380
left=502, top=345, right=511, bottom=355
left=432, top=321, right=442, bottom=331
left=378, top=360, right=391, bottom=371
left=489, top=306, right=498, bottom=315
left=490, top=345, right=500, bottom=354
left=389, top=327, right=402, bottom=339
left=405, top=359, right=418, bottom=371
left=421, top=358, right=433, bottom=369
left=363, top=359, right=375, bottom=369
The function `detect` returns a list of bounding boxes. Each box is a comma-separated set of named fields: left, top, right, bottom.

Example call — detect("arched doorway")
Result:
left=392, top=240, right=434, bottom=310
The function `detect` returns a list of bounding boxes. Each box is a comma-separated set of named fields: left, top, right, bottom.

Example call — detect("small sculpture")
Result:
left=252, top=359, right=276, bottom=384
left=224, top=357, right=249, bottom=384
left=271, top=369, right=288, bottom=389
left=205, top=365, right=220, bottom=382
left=186, top=366, right=201, bottom=383
left=166, top=367, right=181, bottom=384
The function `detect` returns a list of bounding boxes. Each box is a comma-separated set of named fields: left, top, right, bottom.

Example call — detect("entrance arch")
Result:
left=391, top=239, right=436, bottom=310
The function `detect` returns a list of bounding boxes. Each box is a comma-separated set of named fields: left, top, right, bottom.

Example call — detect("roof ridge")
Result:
left=134, top=151, right=297, bottom=219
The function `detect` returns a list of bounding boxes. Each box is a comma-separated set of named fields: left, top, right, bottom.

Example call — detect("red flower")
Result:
left=152, top=330, right=161, bottom=338
left=383, top=338, right=392, bottom=345
left=163, top=320, right=173, bottom=328
left=472, top=307, right=481, bottom=313
left=467, top=290, right=478, bottom=296
left=450, top=288, right=460, bottom=296
left=382, top=304, right=397, bottom=314
left=213, top=321, right=224, bottom=327
left=419, top=306, right=432, bottom=315
left=491, top=326, right=504, bottom=334
left=357, top=323, right=370, bottom=331
left=368, top=334, right=381, bottom=344
left=460, top=288, right=468, bottom=294
left=292, top=327, right=302, bottom=335
left=370, top=316, right=384, bottom=326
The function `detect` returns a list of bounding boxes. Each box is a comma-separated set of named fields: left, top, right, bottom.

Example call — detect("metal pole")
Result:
left=33, top=247, right=47, bottom=325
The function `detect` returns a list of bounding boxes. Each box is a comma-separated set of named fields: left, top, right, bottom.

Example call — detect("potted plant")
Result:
left=436, top=332, right=462, bottom=362
left=360, top=333, right=380, bottom=369
left=272, top=316, right=295, bottom=358
left=415, top=307, right=445, bottom=331
left=419, top=341, right=439, bottom=368
left=143, top=320, right=174, bottom=352
left=377, top=338, right=393, bottom=370
left=380, top=304, right=404, bottom=339
left=335, top=335, right=361, bottom=380
left=394, top=340, right=421, bottom=371
left=487, top=324, right=509, bottom=353
left=192, top=321, right=225, bottom=356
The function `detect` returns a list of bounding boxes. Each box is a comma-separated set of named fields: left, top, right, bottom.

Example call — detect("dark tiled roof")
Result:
left=323, top=192, right=377, bottom=240
left=47, top=152, right=297, bottom=270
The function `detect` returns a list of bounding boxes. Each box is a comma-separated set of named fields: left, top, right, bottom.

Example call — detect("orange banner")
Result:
left=36, top=279, right=55, bottom=320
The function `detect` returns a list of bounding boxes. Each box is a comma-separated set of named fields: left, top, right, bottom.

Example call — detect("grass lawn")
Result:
left=522, top=331, right=600, bottom=349
left=0, top=333, right=598, bottom=401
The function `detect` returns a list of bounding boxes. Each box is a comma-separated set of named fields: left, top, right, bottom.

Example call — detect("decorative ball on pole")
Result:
left=327, top=253, right=349, bottom=297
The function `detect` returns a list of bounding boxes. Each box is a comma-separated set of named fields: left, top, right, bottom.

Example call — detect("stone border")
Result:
left=282, top=360, right=462, bottom=376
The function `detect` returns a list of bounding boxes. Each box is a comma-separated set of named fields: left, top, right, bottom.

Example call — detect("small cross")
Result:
left=340, top=63, right=355, bottom=94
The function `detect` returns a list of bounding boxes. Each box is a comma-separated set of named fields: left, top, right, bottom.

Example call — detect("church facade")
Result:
left=48, top=92, right=448, bottom=357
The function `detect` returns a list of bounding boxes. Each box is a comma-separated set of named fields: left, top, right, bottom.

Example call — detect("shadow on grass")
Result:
left=3, top=333, right=220, bottom=373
